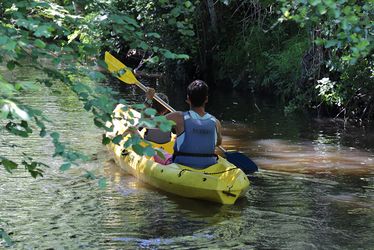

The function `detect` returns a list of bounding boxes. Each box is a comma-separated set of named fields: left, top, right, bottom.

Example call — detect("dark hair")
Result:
left=152, top=93, right=169, bottom=114
left=187, top=80, right=209, bottom=107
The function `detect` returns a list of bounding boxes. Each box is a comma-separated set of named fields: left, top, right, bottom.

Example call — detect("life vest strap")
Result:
left=173, top=151, right=217, bottom=158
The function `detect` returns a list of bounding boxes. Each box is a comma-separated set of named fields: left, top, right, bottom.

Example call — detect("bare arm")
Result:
left=165, top=111, right=184, bottom=135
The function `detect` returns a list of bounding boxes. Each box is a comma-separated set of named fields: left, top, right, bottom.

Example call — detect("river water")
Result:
left=1, top=69, right=373, bottom=249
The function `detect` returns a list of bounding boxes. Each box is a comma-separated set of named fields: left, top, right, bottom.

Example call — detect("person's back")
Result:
left=166, top=80, right=222, bottom=169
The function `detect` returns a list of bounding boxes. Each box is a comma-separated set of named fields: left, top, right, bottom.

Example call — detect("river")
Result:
left=0, top=68, right=373, bottom=249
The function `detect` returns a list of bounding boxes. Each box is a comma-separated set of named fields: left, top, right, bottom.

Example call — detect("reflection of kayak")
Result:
left=107, top=105, right=250, bottom=205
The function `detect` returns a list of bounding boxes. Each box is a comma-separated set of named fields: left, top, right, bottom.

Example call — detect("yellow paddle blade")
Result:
left=104, top=51, right=139, bottom=84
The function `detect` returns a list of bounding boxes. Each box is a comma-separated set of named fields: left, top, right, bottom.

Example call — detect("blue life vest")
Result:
left=173, top=111, right=217, bottom=169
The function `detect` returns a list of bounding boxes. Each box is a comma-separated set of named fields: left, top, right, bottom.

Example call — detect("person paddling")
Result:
left=165, top=80, right=223, bottom=169
left=143, top=87, right=171, bottom=144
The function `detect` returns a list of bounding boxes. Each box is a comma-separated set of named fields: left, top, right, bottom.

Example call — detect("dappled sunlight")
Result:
left=220, top=122, right=374, bottom=175
left=232, top=138, right=373, bottom=175
left=255, top=139, right=373, bottom=175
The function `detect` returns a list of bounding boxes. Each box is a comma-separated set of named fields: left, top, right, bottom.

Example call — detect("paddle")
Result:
left=104, top=51, right=258, bottom=174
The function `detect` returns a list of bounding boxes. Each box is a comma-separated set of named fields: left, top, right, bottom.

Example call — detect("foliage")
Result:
left=315, top=56, right=374, bottom=123
left=275, top=0, right=373, bottom=120
left=0, top=0, right=175, bottom=180
left=88, top=0, right=194, bottom=68
left=206, top=0, right=373, bottom=122
left=0, top=228, right=12, bottom=247
left=278, top=0, right=373, bottom=66
left=262, top=35, right=309, bottom=98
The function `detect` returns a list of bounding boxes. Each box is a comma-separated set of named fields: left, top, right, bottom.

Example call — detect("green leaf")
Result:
left=34, top=39, right=46, bottom=48
left=175, top=54, right=190, bottom=59
left=180, top=29, right=195, bottom=37
left=102, top=134, right=111, bottom=145
left=88, top=71, right=106, bottom=81
left=5, top=122, right=29, bottom=137
left=60, top=163, right=71, bottom=171
left=39, top=129, right=46, bottom=137
left=84, top=101, right=92, bottom=111
left=139, top=41, right=149, bottom=50
left=35, top=117, right=46, bottom=130
left=34, top=25, right=54, bottom=38
left=325, top=40, right=338, bottom=48
left=98, top=177, right=107, bottom=189
left=314, top=38, right=324, bottom=46
left=84, top=170, right=96, bottom=180
left=317, top=4, right=327, bottom=15
left=171, top=7, right=182, bottom=17
left=147, top=32, right=161, bottom=39
left=7, top=61, right=15, bottom=70
left=143, top=146, right=155, bottom=156
left=1, top=158, right=18, bottom=173
left=309, top=0, right=321, bottom=7
left=155, top=148, right=166, bottom=160
left=66, top=152, right=79, bottom=161
left=356, top=39, right=369, bottom=50
left=55, top=144, right=65, bottom=154
left=3, top=40, right=17, bottom=51
left=20, top=120, right=32, bottom=133
left=0, top=36, right=8, bottom=45
left=144, top=108, right=157, bottom=116
left=43, top=79, right=53, bottom=87
left=160, top=122, right=172, bottom=132
left=163, top=50, right=176, bottom=59
left=112, top=135, right=123, bottom=145
left=132, top=104, right=146, bottom=110
left=50, top=132, right=60, bottom=140
left=0, top=229, right=13, bottom=246
left=185, top=1, right=192, bottom=8
left=123, top=16, right=140, bottom=27
left=94, top=118, right=105, bottom=128
left=147, top=56, right=159, bottom=64
left=132, top=144, right=144, bottom=155
left=139, top=119, right=156, bottom=128
left=68, top=30, right=81, bottom=44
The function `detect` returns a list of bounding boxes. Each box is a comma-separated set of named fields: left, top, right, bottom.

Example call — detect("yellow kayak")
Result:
left=107, top=105, right=250, bottom=205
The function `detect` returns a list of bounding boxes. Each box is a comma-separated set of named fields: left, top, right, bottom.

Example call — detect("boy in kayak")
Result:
left=166, top=80, right=223, bottom=169
left=143, top=88, right=171, bottom=144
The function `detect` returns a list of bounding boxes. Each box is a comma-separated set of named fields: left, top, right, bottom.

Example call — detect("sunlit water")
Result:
left=0, top=68, right=373, bottom=249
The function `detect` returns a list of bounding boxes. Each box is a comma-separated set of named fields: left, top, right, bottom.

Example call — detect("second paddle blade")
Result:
left=224, top=151, right=258, bottom=175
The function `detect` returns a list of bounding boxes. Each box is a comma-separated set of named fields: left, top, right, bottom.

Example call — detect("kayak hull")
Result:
left=108, top=142, right=250, bottom=205
left=107, top=105, right=250, bottom=204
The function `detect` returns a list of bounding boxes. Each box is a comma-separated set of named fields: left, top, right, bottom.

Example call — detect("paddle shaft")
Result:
left=217, top=145, right=227, bottom=153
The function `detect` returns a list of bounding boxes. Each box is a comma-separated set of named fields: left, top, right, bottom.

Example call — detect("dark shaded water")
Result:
left=1, top=69, right=373, bottom=249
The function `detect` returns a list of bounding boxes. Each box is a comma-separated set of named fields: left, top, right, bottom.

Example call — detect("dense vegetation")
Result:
left=0, top=0, right=372, bottom=245
left=161, top=0, right=373, bottom=124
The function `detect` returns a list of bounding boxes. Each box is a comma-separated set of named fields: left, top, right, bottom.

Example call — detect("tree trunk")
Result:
left=206, top=0, right=218, bottom=35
